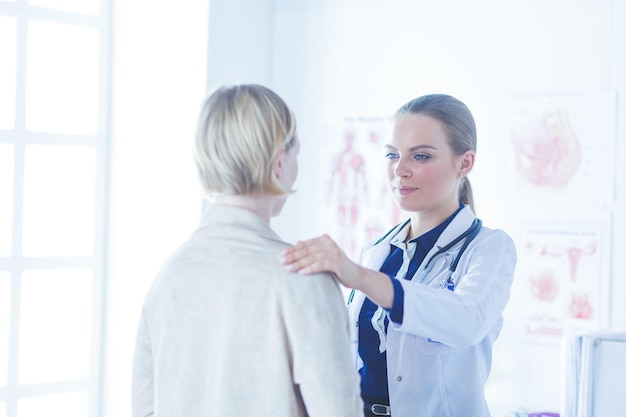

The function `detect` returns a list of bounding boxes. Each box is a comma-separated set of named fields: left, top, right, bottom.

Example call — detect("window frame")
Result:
left=0, top=0, right=111, bottom=416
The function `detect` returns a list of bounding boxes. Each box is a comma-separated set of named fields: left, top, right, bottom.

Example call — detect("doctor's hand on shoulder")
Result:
left=282, top=235, right=395, bottom=309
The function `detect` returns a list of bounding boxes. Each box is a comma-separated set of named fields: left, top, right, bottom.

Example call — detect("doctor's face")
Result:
left=385, top=114, right=466, bottom=217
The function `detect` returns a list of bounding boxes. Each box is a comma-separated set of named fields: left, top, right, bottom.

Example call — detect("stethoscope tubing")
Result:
left=347, top=217, right=483, bottom=304
left=418, top=218, right=482, bottom=290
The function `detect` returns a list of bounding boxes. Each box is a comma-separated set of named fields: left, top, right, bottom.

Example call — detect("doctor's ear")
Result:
left=458, top=151, right=475, bottom=177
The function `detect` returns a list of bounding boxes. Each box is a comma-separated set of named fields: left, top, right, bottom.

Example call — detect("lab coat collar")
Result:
left=432, top=205, right=476, bottom=250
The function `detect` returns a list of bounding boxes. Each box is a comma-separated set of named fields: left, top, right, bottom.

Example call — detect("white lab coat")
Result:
left=348, top=205, right=517, bottom=417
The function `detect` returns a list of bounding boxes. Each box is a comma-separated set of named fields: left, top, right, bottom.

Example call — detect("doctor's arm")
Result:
left=281, top=234, right=395, bottom=308
left=392, top=230, right=517, bottom=348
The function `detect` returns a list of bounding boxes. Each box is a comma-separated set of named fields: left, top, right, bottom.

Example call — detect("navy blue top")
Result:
left=357, top=206, right=462, bottom=404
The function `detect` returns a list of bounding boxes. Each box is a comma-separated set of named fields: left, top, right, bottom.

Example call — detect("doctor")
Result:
left=282, top=94, right=517, bottom=417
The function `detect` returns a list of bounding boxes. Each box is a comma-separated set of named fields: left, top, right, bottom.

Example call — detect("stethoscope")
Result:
left=372, top=217, right=482, bottom=292
left=347, top=217, right=482, bottom=305
left=416, top=218, right=482, bottom=291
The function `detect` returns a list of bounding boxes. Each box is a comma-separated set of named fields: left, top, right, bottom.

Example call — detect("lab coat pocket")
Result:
left=419, top=254, right=452, bottom=287
left=413, top=336, right=455, bottom=356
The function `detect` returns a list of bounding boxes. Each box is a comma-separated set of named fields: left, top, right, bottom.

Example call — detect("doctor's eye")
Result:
left=384, top=152, right=399, bottom=160
left=412, top=153, right=430, bottom=161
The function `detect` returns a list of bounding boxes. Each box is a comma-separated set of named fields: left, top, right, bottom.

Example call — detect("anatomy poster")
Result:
left=507, top=91, right=616, bottom=214
left=503, top=92, right=616, bottom=344
left=319, top=111, right=399, bottom=261
left=515, top=222, right=610, bottom=345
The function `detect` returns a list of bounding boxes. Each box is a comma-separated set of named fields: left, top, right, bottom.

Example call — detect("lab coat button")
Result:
left=396, top=376, right=402, bottom=382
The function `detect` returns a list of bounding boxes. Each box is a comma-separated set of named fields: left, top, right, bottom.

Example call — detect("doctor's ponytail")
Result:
left=459, top=177, right=474, bottom=213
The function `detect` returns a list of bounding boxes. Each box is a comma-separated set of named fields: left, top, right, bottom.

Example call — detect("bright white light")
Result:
left=0, top=16, right=16, bottom=130
left=17, top=391, right=88, bottom=417
left=28, top=0, right=100, bottom=16
left=0, top=145, right=13, bottom=257
left=18, top=269, right=92, bottom=384
left=0, top=272, right=9, bottom=388
left=25, top=21, right=99, bottom=135
left=22, top=145, right=96, bottom=257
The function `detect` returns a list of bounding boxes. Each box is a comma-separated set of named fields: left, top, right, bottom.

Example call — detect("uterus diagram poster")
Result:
left=515, top=222, right=610, bottom=344
left=507, top=91, right=616, bottom=215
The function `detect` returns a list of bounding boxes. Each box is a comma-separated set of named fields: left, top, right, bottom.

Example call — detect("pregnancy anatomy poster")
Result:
left=507, top=91, right=616, bottom=214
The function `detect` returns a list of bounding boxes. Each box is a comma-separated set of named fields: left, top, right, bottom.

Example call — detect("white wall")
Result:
left=103, top=1, right=208, bottom=416
left=205, top=0, right=273, bottom=88
left=608, top=0, right=626, bottom=347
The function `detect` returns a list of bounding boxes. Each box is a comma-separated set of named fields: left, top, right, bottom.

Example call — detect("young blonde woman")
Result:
left=132, top=84, right=362, bottom=417
left=282, top=94, right=517, bottom=417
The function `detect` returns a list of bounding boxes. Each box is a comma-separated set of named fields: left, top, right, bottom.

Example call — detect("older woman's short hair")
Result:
left=194, top=84, right=297, bottom=196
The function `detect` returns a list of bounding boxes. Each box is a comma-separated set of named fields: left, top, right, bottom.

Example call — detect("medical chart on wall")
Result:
left=514, top=222, right=610, bottom=345
left=318, top=103, right=399, bottom=261
left=507, top=91, right=616, bottom=214
left=500, top=91, right=617, bottom=344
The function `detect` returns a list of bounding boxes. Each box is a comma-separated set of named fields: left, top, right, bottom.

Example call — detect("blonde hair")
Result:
left=194, top=84, right=297, bottom=196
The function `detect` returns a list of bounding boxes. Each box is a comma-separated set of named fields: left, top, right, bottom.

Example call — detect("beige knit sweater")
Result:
left=132, top=204, right=363, bottom=417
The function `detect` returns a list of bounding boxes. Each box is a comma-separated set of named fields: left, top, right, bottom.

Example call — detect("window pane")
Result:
left=18, top=269, right=92, bottom=384
left=22, top=145, right=95, bottom=257
left=0, top=145, right=13, bottom=257
left=25, top=21, right=99, bottom=135
left=28, top=0, right=100, bottom=16
left=0, top=272, right=9, bottom=387
left=0, top=16, right=16, bottom=130
left=17, top=391, right=88, bottom=417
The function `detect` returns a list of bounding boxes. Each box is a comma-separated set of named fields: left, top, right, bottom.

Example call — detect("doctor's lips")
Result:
left=394, top=185, right=417, bottom=195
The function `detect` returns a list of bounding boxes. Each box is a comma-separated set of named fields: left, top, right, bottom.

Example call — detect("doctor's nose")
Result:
left=393, top=158, right=411, bottom=177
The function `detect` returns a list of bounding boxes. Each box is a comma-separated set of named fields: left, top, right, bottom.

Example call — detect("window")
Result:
left=0, top=0, right=109, bottom=416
